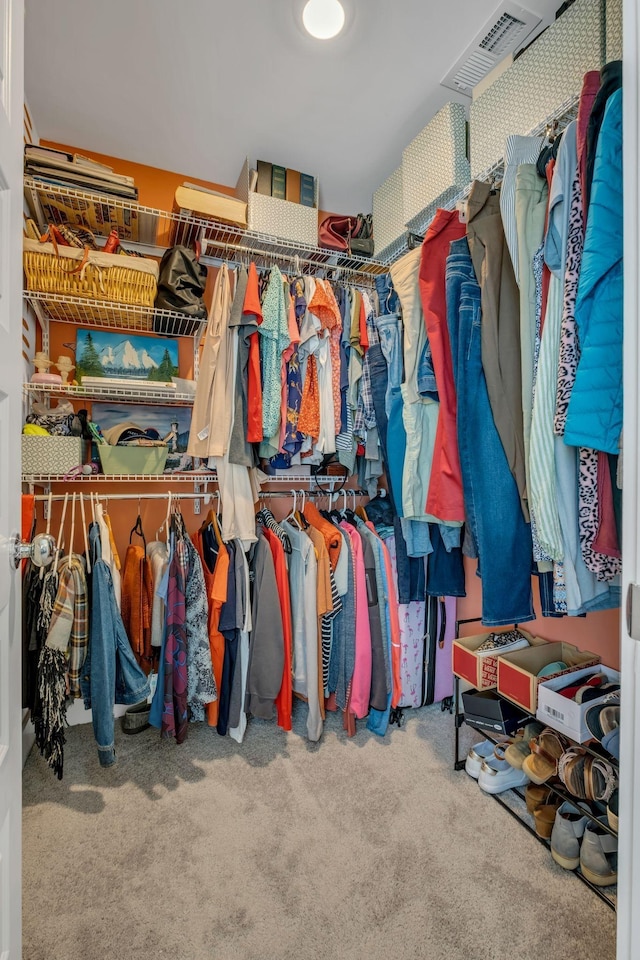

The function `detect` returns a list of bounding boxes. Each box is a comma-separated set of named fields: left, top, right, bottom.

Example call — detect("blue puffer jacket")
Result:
left=564, top=88, right=622, bottom=455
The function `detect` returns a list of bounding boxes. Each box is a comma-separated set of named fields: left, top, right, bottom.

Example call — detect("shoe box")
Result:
left=461, top=688, right=528, bottom=736
left=536, top=664, right=620, bottom=743
left=452, top=629, right=543, bottom=691
left=497, top=641, right=601, bottom=715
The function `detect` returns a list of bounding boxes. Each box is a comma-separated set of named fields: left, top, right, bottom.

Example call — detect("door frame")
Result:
left=617, top=1, right=639, bottom=955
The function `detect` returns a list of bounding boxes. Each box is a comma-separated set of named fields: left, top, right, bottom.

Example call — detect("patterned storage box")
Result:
left=236, top=158, right=318, bottom=246
left=469, top=0, right=605, bottom=177
left=607, top=0, right=622, bottom=62
left=22, top=435, right=85, bottom=475
left=372, top=166, right=405, bottom=261
left=402, top=102, right=470, bottom=228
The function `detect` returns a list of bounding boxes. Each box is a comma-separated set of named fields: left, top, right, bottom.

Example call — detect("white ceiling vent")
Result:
left=441, top=3, right=542, bottom=97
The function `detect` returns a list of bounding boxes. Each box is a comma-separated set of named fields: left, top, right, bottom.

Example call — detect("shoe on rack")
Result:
left=580, top=817, right=618, bottom=887
left=550, top=801, right=591, bottom=870
left=525, top=782, right=554, bottom=815
left=477, top=757, right=529, bottom=795
left=606, top=789, right=619, bottom=833
left=585, top=693, right=620, bottom=743
left=534, top=800, right=562, bottom=839
left=522, top=728, right=566, bottom=784
left=465, top=740, right=495, bottom=779
left=503, top=722, right=545, bottom=769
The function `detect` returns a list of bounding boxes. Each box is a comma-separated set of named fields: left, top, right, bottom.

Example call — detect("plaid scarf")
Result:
left=37, top=555, right=87, bottom=779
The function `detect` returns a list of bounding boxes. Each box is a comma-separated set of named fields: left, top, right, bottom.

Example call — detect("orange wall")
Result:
left=457, top=557, right=621, bottom=670
left=41, top=139, right=238, bottom=210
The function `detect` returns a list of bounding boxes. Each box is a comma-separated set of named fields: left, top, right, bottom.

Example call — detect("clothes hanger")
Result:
left=129, top=500, right=147, bottom=554
left=79, top=493, right=91, bottom=573
left=284, top=490, right=303, bottom=530
left=69, top=492, right=77, bottom=559
left=39, top=491, right=53, bottom=580
left=52, top=492, right=69, bottom=575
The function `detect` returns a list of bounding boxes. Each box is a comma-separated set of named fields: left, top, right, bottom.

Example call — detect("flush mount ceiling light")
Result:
left=302, top=0, right=345, bottom=39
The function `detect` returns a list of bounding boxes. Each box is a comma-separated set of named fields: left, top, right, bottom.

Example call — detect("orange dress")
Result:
left=263, top=527, right=293, bottom=732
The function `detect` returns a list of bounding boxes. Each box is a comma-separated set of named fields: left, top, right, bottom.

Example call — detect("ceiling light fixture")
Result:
left=302, top=0, right=345, bottom=40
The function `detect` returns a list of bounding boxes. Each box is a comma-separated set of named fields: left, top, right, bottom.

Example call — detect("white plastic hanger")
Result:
left=53, top=492, right=69, bottom=575
left=79, top=493, right=91, bottom=573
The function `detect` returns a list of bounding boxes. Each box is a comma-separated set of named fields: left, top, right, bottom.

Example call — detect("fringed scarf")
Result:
left=35, top=556, right=87, bottom=779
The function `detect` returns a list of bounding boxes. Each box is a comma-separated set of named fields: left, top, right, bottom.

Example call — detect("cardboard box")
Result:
left=536, top=665, right=620, bottom=743
left=461, top=688, right=527, bottom=737
left=452, top=629, right=544, bottom=691
left=497, top=642, right=601, bottom=715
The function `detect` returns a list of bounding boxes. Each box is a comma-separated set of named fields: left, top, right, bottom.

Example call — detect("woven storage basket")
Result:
left=23, top=238, right=159, bottom=308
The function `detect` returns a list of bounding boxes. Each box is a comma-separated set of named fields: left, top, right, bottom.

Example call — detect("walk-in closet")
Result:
left=0, top=0, right=637, bottom=958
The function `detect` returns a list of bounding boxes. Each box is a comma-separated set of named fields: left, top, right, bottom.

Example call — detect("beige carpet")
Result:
left=22, top=703, right=616, bottom=960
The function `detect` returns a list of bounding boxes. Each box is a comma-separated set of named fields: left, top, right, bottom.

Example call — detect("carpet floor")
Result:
left=22, top=702, right=616, bottom=960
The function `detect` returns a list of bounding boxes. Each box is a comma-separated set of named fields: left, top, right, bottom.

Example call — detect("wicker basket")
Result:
left=23, top=238, right=159, bottom=308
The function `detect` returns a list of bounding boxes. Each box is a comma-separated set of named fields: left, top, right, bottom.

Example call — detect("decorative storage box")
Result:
left=497, top=641, right=601, bottom=715
left=469, top=0, right=605, bottom=177
left=402, top=102, right=470, bottom=229
left=373, top=167, right=405, bottom=261
left=607, top=0, right=622, bottom=61
left=22, top=435, right=85, bottom=475
left=235, top=158, right=318, bottom=246
left=452, top=629, right=543, bottom=691
left=536, top=665, right=620, bottom=743
left=98, top=445, right=168, bottom=476
left=23, top=239, right=159, bottom=309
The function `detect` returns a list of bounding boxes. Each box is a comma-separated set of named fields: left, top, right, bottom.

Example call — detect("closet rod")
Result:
left=30, top=490, right=370, bottom=503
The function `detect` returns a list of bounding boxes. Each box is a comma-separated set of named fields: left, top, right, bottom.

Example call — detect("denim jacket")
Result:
left=81, top=524, right=150, bottom=766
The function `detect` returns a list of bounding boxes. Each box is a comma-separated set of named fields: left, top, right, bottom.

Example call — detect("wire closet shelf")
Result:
left=23, top=177, right=387, bottom=285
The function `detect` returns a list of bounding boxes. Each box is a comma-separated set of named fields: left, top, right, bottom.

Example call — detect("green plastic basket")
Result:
left=98, top=445, right=168, bottom=476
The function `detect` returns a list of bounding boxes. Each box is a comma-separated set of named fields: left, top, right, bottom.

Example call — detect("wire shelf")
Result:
left=23, top=381, right=196, bottom=406
left=24, top=290, right=205, bottom=338
left=22, top=472, right=344, bottom=485
left=24, top=177, right=387, bottom=284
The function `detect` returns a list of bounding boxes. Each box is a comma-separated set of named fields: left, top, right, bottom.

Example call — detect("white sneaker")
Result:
left=465, top=740, right=495, bottom=779
left=478, top=757, right=530, bottom=794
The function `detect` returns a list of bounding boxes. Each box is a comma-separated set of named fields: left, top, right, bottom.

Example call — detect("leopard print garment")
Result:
left=555, top=171, right=621, bottom=582
left=554, top=171, right=583, bottom=436
left=184, top=534, right=218, bottom=721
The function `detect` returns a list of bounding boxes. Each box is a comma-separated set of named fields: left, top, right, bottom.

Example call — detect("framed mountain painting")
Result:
left=75, top=328, right=179, bottom=384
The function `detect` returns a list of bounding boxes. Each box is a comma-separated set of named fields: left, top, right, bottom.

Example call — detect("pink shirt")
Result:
left=366, top=522, right=403, bottom=709
left=340, top=521, right=372, bottom=719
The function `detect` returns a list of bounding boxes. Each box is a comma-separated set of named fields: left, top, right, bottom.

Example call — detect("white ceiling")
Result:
left=25, top=0, right=561, bottom=213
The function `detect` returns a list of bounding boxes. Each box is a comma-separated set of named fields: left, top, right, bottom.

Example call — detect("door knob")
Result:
left=12, top=532, right=56, bottom=569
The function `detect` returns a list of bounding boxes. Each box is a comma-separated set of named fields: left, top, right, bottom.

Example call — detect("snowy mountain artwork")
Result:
left=75, top=328, right=179, bottom=383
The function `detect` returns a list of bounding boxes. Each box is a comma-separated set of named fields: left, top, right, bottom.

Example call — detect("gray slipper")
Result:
left=122, top=701, right=151, bottom=735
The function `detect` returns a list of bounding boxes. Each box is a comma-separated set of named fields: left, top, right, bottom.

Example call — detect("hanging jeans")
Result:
left=370, top=326, right=426, bottom=602
left=81, top=525, right=150, bottom=766
left=447, top=238, right=534, bottom=626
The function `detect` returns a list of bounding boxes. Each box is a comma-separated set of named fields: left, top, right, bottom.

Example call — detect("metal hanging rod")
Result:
left=31, top=489, right=370, bottom=503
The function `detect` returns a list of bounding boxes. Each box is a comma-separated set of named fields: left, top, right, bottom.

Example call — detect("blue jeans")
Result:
left=368, top=341, right=426, bottom=602
left=447, top=238, right=534, bottom=626
left=81, top=525, right=151, bottom=766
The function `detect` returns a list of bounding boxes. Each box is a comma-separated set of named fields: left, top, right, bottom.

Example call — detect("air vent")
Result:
left=441, top=3, right=542, bottom=96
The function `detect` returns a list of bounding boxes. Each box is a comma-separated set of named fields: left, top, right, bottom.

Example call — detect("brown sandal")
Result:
left=522, top=728, right=566, bottom=784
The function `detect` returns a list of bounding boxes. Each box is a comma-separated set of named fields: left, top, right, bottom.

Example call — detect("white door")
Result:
left=618, top=1, right=640, bottom=956
left=0, top=0, right=24, bottom=956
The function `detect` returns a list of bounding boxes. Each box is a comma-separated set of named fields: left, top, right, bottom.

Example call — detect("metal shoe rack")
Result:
left=452, top=618, right=618, bottom=912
